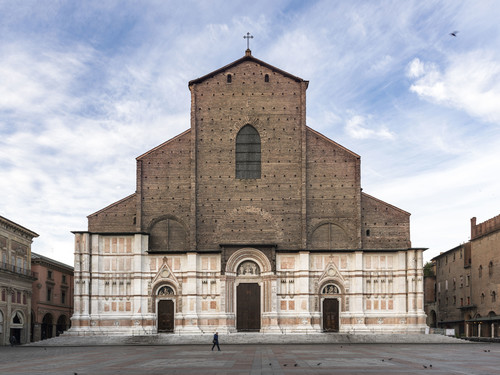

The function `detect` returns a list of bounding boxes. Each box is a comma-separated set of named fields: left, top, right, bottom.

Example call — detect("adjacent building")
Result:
left=70, top=49, right=427, bottom=336
left=0, top=216, right=38, bottom=345
left=428, top=214, right=500, bottom=338
left=31, top=252, right=74, bottom=341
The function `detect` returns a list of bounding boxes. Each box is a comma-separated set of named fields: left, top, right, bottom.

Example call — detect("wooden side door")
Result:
left=323, top=298, right=339, bottom=332
left=158, top=300, right=174, bottom=333
left=237, top=283, right=261, bottom=331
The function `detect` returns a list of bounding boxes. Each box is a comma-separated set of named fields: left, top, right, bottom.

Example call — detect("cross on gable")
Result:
left=244, top=32, right=253, bottom=50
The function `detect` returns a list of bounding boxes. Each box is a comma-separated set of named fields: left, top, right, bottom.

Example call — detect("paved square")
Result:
left=0, top=343, right=499, bottom=375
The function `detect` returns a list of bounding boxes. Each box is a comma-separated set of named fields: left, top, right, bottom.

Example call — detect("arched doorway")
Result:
left=225, top=248, right=272, bottom=332
left=42, top=313, right=53, bottom=340
left=10, top=311, right=24, bottom=344
left=236, top=261, right=261, bottom=332
left=0, top=310, right=4, bottom=344
left=30, top=310, right=35, bottom=342
left=428, top=310, right=437, bottom=328
left=321, top=283, right=341, bottom=332
left=56, top=315, right=68, bottom=336
left=157, top=285, right=175, bottom=333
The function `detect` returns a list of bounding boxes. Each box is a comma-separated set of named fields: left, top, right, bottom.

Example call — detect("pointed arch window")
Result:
left=236, top=124, right=261, bottom=179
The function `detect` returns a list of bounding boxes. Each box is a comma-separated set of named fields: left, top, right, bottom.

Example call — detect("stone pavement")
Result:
left=27, top=332, right=465, bottom=346
left=1, top=342, right=499, bottom=375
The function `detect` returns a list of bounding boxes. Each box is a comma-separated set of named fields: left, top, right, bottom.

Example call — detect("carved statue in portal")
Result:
left=322, top=284, right=340, bottom=294
left=237, top=260, right=260, bottom=276
left=157, top=285, right=175, bottom=296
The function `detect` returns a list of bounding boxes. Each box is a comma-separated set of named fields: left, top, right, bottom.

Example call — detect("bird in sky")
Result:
left=450, top=30, right=459, bottom=37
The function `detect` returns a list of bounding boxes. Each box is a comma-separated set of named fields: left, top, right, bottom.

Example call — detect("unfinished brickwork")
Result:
left=71, top=50, right=426, bottom=336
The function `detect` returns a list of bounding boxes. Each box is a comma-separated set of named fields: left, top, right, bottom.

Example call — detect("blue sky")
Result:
left=1, top=0, right=499, bottom=266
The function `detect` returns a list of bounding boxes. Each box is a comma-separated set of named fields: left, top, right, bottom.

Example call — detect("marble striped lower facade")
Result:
left=69, top=233, right=426, bottom=335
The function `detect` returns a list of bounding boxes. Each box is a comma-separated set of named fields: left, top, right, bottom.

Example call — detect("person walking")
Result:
left=211, top=332, right=220, bottom=351
left=9, top=335, right=16, bottom=347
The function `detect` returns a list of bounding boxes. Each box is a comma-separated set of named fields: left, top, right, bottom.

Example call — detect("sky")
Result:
left=1, top=0, right=499, bottom=266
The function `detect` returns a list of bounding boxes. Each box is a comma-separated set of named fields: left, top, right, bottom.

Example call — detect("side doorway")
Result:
left=158, top=300, right=174, bottom=333
left=322, top=298, right=339, bottom=332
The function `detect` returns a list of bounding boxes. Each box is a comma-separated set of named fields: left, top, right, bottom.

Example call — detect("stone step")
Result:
left=25, top=332, right=468, bottom=347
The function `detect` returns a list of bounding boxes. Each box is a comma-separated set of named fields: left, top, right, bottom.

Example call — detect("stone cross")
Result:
left=244, top=32, right=253, bottom=50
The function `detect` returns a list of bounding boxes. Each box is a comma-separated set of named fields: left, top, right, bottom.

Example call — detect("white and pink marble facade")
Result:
left=69, top=232, right=427, bottom=335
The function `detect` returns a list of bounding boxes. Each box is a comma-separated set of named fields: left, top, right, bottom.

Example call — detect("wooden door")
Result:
left=323, top=298, right=339, bottom=332
left=158, top=300, right=174, bottom=333
left=237, top=283, right=261, bottom=331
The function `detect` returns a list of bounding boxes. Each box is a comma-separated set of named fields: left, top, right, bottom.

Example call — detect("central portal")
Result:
left=236, top=283, right=261, bottom=331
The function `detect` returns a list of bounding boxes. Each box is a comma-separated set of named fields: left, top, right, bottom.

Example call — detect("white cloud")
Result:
left=406, top=58, right=425, bottom=78
left=1, top=0, right=500, bottom=268
left=408, top=50, right=500, bottom=124
left=345, top=115, right=395, bottom=140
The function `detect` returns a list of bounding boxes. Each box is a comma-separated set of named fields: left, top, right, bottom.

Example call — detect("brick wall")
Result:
left=360, top=193, right=410, bottom=249
left=191, top=59, right=306, bottom=250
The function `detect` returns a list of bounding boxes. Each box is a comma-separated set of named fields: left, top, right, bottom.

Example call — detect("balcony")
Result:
left=0, top=261, right=37, bottom=279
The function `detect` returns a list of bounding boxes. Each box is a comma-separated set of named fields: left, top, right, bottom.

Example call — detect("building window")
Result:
left=467, top=296, right=470, bottom=305
left=47, top=287, right=52, bottom=302
left=479, top=265, right=483, bottom=278
left=453, top=278, right=456, bottom=290
left=492, top=291, right=497, bottom=303
left=489, top=261, right=493, bottom=277
left=227, top=74, right=232, bottom=83
left=466, top=275, right=470, bottom=286
left=235, top=124, right=261, bottom=179
left=1, top=289, right=5, bottom=301
left=366, top=229, right=370, bottom=236
left=16, top=291, right=21, bottom=304
left=48, top=270, right=53, bottom=279
left=481, top=293, right=485, bottom=304
left=61, top=290, right=66, bottom=305
left=264, top=74, right=269, bottom=82
left=62, top=275, right=67, bottom=284
left=23, top=293, right=26, bottom=304
left=453, top=296, right=456, bottom=305
left=460, top=297, right=464, bottom=306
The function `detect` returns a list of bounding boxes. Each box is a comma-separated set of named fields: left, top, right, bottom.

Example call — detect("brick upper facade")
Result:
left=87, top=52, right=411, bottom=253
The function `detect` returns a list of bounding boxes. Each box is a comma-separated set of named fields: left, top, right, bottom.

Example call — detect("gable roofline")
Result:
left=306, top=126, right=360, bottom=159
left=136, top=129, right=191, bottom=160
left=0, top=215, right=39, bottom=238
left=188, top=51, right=309, bottom=87
left=31, top=251, right=74, bottom=271
left=361, top=192, right=411, bottom=216
left=87, top=193, right=136, bottom=218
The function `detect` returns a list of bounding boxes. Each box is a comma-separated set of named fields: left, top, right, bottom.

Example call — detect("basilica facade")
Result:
left=70, top=50, right=426, bottom=335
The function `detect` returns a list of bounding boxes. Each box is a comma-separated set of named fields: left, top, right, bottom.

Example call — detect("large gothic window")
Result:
left=149, top=218, right=187, bottom=252
left=236, top=125, right=261, bottom=179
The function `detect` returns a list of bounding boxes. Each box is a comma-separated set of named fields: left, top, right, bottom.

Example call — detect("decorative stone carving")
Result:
left=322, top=284, right=340, bottom=294
left=237, top=260, right=260, bottom=276
left=157, top=285, right=175, bottom=296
